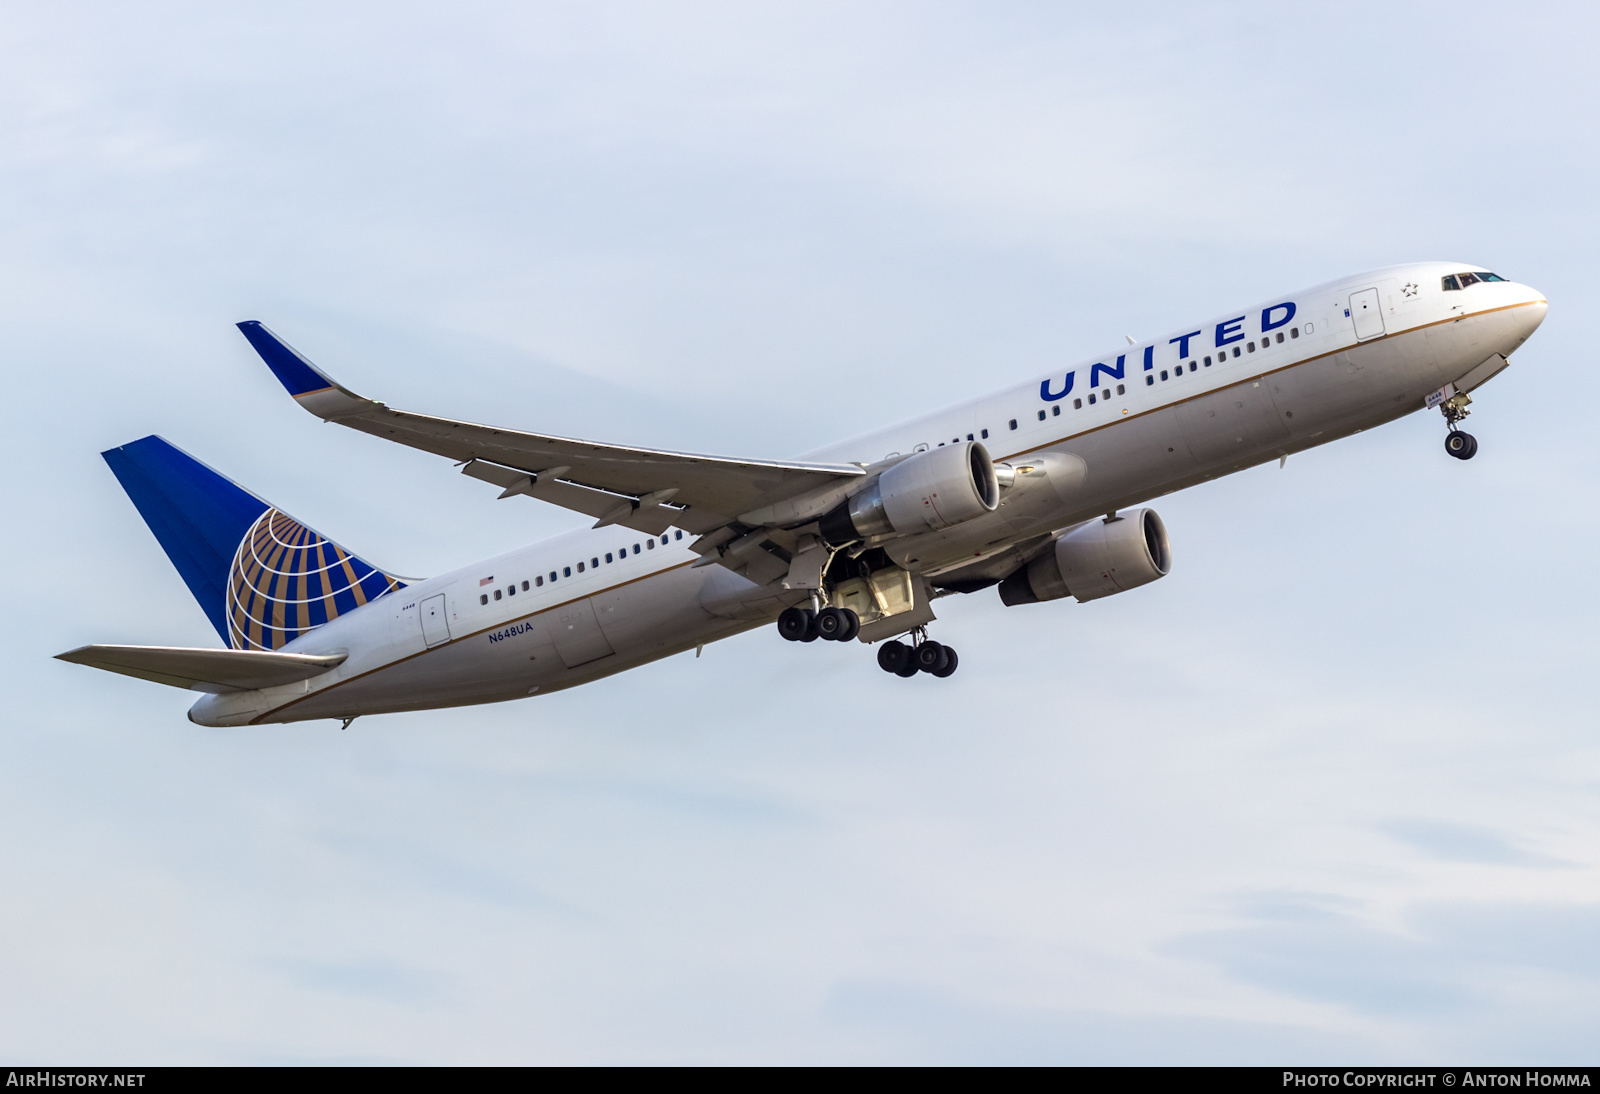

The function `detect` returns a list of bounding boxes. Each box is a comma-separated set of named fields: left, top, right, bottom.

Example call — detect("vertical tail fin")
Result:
left=102, top=436, right=405, bottom=650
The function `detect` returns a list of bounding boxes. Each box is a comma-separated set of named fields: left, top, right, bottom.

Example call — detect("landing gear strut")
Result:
left=1440, top=389, right=1478, bottom=461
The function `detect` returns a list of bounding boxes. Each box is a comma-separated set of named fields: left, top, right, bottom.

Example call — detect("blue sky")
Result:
left=2, top=0, right=1597, bottom=1063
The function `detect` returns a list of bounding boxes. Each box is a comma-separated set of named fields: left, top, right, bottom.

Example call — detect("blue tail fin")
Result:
left=102, top=436, right=405, bottom=651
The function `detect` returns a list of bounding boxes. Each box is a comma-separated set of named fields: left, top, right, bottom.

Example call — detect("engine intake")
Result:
left=998, top=508, right=1171, bottom=605
left=820, top=442, right=999, bottom=544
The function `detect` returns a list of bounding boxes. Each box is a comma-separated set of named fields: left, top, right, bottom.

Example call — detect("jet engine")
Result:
left=820, top=441, right=1000, bottom=544
left=998, top=508, right=1171, bottom=605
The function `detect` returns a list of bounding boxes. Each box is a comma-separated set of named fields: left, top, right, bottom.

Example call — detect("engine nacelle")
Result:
left=820, top=441, right=999, bottom=544
left=998, top=508, right=1171, bottom=605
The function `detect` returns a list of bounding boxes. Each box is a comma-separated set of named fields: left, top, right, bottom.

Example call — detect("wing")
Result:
left=56, top=645, right=348, bottom=693
left=237, top=322, right=864, bottom=536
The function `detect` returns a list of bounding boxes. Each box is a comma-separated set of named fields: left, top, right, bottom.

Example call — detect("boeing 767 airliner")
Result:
left=58, top=263, right=1546, bottom=726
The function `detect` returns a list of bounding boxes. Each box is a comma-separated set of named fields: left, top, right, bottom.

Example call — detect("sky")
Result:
left=2, top=0, right=1598, bottom=1064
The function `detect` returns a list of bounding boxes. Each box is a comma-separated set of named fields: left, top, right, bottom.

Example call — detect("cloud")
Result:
left=1377, top=819, right=1570, bottom=868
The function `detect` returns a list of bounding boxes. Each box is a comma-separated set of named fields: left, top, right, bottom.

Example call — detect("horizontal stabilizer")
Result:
left=55, top=644, right=348, bottom=693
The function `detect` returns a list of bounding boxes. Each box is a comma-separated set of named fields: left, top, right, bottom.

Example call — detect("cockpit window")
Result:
left=1443, top=271, right=1505, bottom=291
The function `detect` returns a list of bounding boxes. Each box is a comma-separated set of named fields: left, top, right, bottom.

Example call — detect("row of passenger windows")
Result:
left=1035, top=383, right=1129, bottom=420
left=1142, top=325, right=1306, bottom=389
left=1442, top=271, right=1505, bottom=290
left=928, top=322, right=1317, bottom=449
left=480, top=530, right=685, bottom=605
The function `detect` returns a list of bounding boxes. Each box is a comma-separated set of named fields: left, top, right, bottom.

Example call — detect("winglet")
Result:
left=236, top=321, right=337, bottom=396
left=237, top=321, right=377, bottom=420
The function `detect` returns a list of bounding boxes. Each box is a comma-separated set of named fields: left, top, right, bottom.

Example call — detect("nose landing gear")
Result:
left=1445, top=430, right=1478, bottom=460
left=1439, top=388, right=1479, bottom=461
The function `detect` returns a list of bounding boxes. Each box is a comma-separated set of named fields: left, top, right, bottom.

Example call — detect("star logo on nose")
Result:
left=1402, top=282, right=1419, bottom=297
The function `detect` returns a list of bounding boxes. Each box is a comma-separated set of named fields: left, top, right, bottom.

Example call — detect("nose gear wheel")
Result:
left=1445, top=430, right=1478, bottom=460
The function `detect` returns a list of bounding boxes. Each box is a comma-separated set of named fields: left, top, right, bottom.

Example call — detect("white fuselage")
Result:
left=190, top=262, right=1547, bottom=726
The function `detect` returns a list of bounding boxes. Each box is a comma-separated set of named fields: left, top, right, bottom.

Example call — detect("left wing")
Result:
left=237, top=322, right=864, bottom=537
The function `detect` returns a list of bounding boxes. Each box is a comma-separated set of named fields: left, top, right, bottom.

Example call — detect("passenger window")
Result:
left=675, top=531, right=683, bottom=540
left=1009, top=419, right=1018, bottom=430
left=605, top=552, right=613, bottom=563
left=521, top=580, right=529, bottom=591
left=1247, top=341, right=1256, bottom=352
left=1052, top=405, right=1061, bottom=416
left=1145, top=376, right=1153, bottom=387
left=633, top=544, right=640, bottom=554
left=1232, top=347, right=1241, bottom=358
left=1290, top=327, right=1299, bottom=339
left=591, top=557, right=599, bottom=567
left=577, top=562, right=584, bottom=572
left=1275, top=333, right=1284, bottom=344
left=981, top=428, right=989, bottom=439
left=1037, top=410, right=1046, bottom=421
left=1088, top=394, right=1096, bottom=404
left=646, top=540, right=653, bottom=550
left=1074, top=398, right=1082, bottom=408
left=564, top=566, right=572, bottom=576
left=536, top=576, right=544, bottom=587
left=550, top=571, right=558, bottom=581
left=480, top=594, right=488, bottom=605
left=1204, top=355, right=1212, bottom=365
left=1116, top=384, right=1125, bottom=395
left=1305, top=322, right=1313, bottom=333
left=1442, top=275, right=1460, bottom=291
left=507, top=585, right=515, bottom=596
left=1188, top=362, right=1197, bottom=372
left=494, top=589, right=502, bottom=601
left=967, top=433, right=974, bottom=441
left=1160, top=370, right=1168, bottom=381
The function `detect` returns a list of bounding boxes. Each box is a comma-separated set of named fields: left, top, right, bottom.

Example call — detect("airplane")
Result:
left=56, top=263, right=1547, bottom=727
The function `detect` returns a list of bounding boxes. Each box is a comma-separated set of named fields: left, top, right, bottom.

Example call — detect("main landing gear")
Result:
left=777, top=605, right=860, bottom=643
left=1439, top=389, right=1479, bottom=461
left=876, top=635, right=959, bottom=680
left=775, top=607, right=957, bottom=678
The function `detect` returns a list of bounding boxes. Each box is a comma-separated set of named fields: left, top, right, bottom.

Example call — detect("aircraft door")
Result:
left=419, top=594, right=451, bottom=647
left=1349, top=287, right=1386, bottom=341
left=550, top=598, right=616, bottom=668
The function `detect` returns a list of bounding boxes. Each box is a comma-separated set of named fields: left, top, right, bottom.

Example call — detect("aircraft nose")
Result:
left=1516, top=291, right=1549, bottom=341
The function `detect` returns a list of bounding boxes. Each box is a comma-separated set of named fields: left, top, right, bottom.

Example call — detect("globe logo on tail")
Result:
left=227, top=508, right=404, bottom=651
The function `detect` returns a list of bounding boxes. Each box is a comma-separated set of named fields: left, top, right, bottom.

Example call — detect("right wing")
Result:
left=56, top=645, right=348, bottom=693
left=238, top=322, right=865, bottom=537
